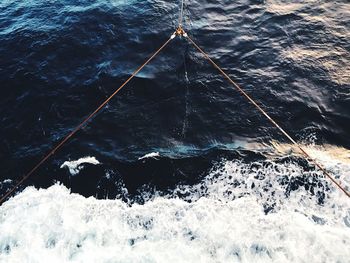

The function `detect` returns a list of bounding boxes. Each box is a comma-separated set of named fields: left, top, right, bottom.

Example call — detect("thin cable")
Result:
left=186, top=34, right=350, bottom=198
left=178, top=0, right=185, bottom=26
left=0, top=34, right=175, bottom=205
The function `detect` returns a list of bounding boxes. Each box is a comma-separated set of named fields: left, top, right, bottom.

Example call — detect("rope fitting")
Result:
left=175, top=26, right=187, bottom=37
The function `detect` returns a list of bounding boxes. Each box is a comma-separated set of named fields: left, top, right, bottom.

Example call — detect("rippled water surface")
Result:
left=0, top=0, right=349, bottom=262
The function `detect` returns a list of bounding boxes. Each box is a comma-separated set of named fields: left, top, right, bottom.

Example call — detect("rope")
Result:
left=1, top=19, right=348, bottom=203
left=178, top=0, right=185, bottom=26
left=0, top=34, right=175, bottom=205
left=185, top=34, right=350, bottom=198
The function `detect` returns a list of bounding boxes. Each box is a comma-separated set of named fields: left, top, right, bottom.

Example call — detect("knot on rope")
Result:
left=175, top=26, right=187, bottom=37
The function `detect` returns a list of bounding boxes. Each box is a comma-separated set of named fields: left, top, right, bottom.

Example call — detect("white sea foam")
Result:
left=138, top=152, right=160, bottom=160
left=1, top=149, right=350, bottom=262
left=60, top=156, right=100, bottom=176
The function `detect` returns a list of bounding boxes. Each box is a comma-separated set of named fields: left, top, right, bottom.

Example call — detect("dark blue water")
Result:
left=0, top=0, right=349, bottom=201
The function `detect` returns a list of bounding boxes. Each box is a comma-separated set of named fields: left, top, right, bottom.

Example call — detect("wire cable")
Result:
left=178, top=0, right=185, bottom=26
left=186, top=34, right=350, bottom=198
left=0, top=34, right=175, bottom=205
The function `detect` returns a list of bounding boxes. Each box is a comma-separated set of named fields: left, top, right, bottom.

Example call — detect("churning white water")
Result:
left=0, top=146, right=350, bottom=263
left=60, top=156, right=101, bottom=176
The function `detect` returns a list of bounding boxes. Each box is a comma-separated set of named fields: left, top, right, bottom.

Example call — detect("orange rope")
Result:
left=186, top=34, right=350, bottom=198
left=0, top=34, right=175, bottom=205
left=1, top=25, right=348, bottom=204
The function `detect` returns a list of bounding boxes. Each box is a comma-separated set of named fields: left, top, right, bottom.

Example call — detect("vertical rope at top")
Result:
left=179, top=0, right=185, bottom=26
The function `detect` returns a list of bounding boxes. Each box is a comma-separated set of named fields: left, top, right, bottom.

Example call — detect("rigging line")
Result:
left=185, top=34, right=350, bottom=198
left=178, top=0, right=185, bottom=26
left=0, top=33, right=176, bottom=206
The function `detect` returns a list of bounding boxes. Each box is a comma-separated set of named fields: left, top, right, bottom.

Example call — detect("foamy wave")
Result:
left=1, top=155, right=350, bottom=262
left=60, top=156, right=100, bottom=176
left=138, top=152, right=160, bottom=160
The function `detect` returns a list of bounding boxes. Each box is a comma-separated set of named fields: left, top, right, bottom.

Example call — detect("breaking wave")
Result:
left=60, top=156, right=101, bottom=176
left=1, top=145, right=349, bottom=263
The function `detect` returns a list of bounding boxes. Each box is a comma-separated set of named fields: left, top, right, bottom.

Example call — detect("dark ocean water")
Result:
left=0, top=0, right=349, bottom=200
left=1, top=1, right=350, bottom=262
